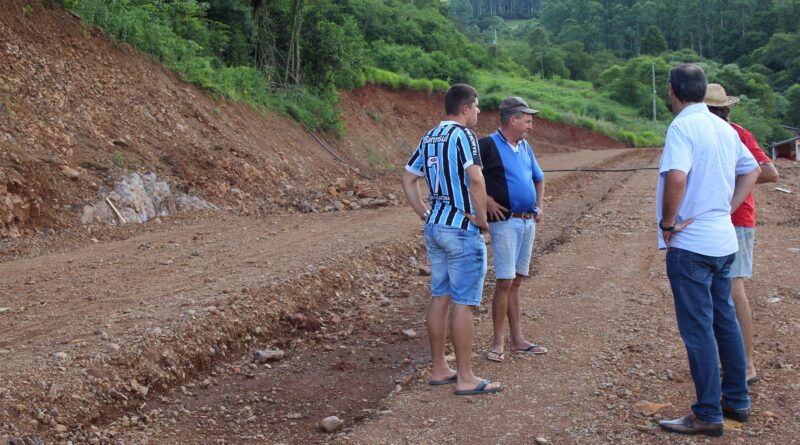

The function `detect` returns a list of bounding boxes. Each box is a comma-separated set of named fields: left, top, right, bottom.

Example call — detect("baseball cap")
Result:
left=499, top=96, right=539, bottom=116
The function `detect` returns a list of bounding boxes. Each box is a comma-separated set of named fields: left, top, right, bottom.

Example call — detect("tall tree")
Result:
left=285, top=0, right=304, bottom=84
left=641, top=25, right=668, bottom=55
left=785, top=84, right=800, bottom=127
left=450, top=0, right=474, bottom=28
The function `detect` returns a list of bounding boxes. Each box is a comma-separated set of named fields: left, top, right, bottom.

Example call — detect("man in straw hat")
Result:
left=478, top=96, right=547, bottom=363
left=656, top=63, right=760, bottom=436
left=705, top=83, right=780, bottom=386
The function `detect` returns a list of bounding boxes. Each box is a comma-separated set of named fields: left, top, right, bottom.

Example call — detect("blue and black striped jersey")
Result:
left=405, top=121, right=482, bottom=231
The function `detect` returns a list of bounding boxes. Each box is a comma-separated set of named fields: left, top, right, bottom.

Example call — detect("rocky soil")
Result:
left=1, top=2, right=798, bottom=444
left=1, top=154, right=798, bottom=445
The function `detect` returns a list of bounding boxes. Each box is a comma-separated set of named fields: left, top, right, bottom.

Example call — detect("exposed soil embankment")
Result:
left=0, top=1, right=630, bottom=241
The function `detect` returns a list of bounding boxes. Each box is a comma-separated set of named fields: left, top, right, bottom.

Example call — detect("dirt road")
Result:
left=1, top=150, right=798, bottom=445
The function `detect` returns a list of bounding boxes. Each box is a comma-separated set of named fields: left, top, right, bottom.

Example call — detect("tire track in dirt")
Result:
left=103, top=149, right=661, bottom=445
left=0, top=148, right=656, bottom=443
left=347, top=149, right=664, bottom=445
left=349, top=151, right=800, bottom=445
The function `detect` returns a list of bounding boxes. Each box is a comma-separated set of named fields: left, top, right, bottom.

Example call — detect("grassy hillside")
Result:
left=471, top=70, right=665, bottom=147
left=48, top=0, right=795, bottom=148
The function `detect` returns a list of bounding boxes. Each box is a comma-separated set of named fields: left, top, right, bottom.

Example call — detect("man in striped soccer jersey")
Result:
left=401, top=84, right=502, bottom=396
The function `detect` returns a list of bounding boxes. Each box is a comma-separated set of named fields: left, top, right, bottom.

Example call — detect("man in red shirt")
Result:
left=705, top=83, right=780, bottom=384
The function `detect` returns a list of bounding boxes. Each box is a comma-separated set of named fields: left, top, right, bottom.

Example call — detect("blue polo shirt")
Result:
left=479, top=130, right=544, bottom=221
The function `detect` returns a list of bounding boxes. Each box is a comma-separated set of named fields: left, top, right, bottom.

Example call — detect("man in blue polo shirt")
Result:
left=401, top=84, right=502, bottom=396
left=479, top=96, right=547, bottom=363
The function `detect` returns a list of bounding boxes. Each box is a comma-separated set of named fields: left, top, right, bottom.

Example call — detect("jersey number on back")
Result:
left=427, top=157, right=441, bottom=196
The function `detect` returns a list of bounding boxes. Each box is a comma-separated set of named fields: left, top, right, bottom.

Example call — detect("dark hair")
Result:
left=707, top=105, right=731, bottom=121
left=444, top=83, right=478, bottom=116
left=669, top=63, right=707, bottom=103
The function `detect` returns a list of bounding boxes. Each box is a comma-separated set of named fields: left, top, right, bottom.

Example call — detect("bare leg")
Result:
left=427, top=296, right=455, bottom=381
left=490, top=279, right=513, bottom=353
left=452, top=303, right=501, bottom=391
left=731, top=278, right=756, bottom=380
left=507, top=275, right=527, bottom=349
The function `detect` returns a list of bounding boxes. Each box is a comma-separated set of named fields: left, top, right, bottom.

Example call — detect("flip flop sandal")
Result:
left=514, top=344, right=547, bottom=355
left=454, top=379, right=503, bottom=396
left=485, top=350, right=504, bottom=362
left=747, top=376, right=762, bottom=385
left=428, top=374, right=458, bottom=385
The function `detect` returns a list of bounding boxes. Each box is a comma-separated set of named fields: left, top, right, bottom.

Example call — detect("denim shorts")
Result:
left=423, top=224, right=487, bottom=306
left=730, top=226, right=755, bottom=278
left=488, top=218, right=536, bottom=279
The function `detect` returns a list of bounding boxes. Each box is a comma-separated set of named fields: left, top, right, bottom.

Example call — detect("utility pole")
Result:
left=540, top=53, right=545, bottom=79
left=651, top=63, right=657, bottom=128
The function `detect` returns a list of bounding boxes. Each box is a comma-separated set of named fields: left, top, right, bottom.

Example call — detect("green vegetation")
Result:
left=365, top=148, right=393, bottom=169
left=473, top=0, right=800, bottom=146
left=112, top=150, right=126, bottom=169
left=473, top=70, right=665, bottom=147
left=61, top=0, right=343, bottom=133
left=53, top=0, right=800, bottom=147
left=23, top=4, right=33, bottom=16
left=364, top=68, right=449, bottom=94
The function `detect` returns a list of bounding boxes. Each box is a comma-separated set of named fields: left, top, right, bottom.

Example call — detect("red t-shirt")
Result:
left=730, top=122, right=771, bottom=227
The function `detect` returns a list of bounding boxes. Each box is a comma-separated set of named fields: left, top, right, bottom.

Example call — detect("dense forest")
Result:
left=49, top=0, right=800, bottom=147
left=469, top=0, right=800, bottom=144
left=460, top=0, right=543, bottom=19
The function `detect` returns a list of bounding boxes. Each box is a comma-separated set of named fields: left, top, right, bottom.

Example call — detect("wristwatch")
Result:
left=659, top=219, right=675, bottom=231
left=422, top=210, right=431, bottom=220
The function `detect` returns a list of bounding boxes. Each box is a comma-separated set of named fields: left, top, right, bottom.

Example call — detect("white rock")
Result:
left=53, top=352, right=68, bottom=360
left=320, top=416, right=344, bottom=433
left=0, top=307, right=10, bottom=314
left=130, top=380, right=149, bottom=396
left=535, top=438, right=549, bottom=444
left=80, top=205, right=95, bottom=225
left=768, top=297, right=781, bottom=304
left=254, top=349, right=285, bottom=363
left=59, top=165, right=80, bottom=180
left=402, top=329, right=418, bottom=340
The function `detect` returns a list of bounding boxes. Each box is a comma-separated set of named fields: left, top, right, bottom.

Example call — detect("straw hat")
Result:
left=704, top=83, right=740, bottom=107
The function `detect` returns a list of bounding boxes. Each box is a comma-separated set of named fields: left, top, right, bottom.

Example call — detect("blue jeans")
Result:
left=424, top=224, right=487, bottom=306
left=666, top=248, right=749, bottom=423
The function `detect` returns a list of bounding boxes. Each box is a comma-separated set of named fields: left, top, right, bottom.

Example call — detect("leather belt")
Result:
left=510, top=212, right=534, bottom=220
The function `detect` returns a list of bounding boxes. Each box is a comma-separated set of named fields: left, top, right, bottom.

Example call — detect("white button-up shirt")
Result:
left=656, top=103, right=759, bottom=256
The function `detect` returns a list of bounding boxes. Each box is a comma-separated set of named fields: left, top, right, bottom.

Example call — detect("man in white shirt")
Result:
left=656, top=64, right=761, bottom=437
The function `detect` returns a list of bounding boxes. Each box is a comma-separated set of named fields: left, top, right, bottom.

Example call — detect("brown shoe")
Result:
left=721, top=401, right=750, bottom=422
left=658, top=413, right=723, bottom=437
